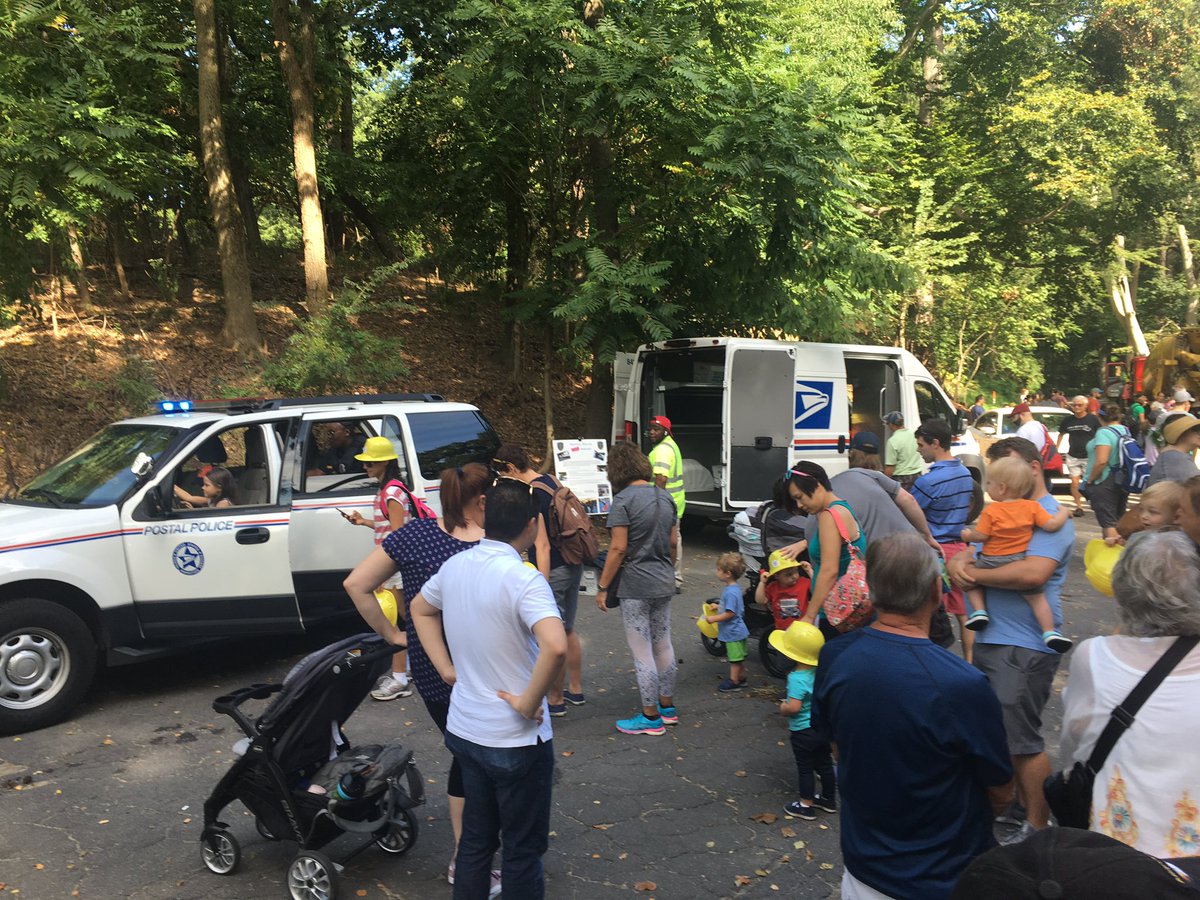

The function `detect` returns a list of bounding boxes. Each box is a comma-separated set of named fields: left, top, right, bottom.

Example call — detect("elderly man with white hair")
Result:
left=1059, top=530, right=1200, bottom=858
left=813, top=532, right=1014, bottom=900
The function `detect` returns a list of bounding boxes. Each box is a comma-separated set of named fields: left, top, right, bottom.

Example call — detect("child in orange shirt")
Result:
left=961, top=456, right=1072, bottom=652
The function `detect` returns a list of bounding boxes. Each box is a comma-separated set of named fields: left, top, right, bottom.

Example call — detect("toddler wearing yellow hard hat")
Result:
left=755, top=549, right=812, bottom=623
left=771, top=620, right=836, bottom=822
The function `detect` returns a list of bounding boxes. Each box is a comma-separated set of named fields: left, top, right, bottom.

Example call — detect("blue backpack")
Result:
left=1103, top=426, right=1151, bottom=494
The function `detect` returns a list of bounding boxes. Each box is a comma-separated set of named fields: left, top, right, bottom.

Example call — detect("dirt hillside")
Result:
left=0, top=270, right=592, bottom=491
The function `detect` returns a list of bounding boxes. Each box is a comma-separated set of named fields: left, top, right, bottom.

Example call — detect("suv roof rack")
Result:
left=154, top=394, right=446, bottom=415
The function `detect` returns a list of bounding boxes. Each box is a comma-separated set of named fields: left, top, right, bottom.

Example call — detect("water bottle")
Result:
left=334, top=772, right=365, bottom=800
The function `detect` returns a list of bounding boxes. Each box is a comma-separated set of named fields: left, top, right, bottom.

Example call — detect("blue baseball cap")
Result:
left=850, top=431, right=881, bottom=454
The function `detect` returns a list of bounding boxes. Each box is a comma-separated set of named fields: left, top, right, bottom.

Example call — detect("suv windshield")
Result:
left=15, top=424, right=181, bottom=508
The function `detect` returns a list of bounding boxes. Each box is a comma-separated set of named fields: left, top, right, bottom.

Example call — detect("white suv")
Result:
left=0, top=394, right=500, bottom=734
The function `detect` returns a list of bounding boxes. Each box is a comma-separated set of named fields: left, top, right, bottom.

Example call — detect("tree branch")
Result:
left=892, top=0, right=942, bottom=68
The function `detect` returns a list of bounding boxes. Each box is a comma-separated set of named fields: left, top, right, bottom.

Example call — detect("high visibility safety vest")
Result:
left=649, top=435, right=686, bottom=517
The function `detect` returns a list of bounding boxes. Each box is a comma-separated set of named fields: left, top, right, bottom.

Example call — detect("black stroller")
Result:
left=200, top=633, right=424, bottom=900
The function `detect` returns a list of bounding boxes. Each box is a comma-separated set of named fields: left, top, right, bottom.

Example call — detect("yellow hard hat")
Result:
left=355, top=436, right=399, bottom=463
left=374, top=587, right=399, bottom=625
left=697, top=602, right=719, bottom=639
left=1084, top=539, right=1123, bottom=598
left=766, top=550, right=801, bottom=579
left=768, top=621, right=825, bottom=666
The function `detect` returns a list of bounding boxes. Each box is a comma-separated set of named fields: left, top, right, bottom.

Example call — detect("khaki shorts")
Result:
left=1065, top=456, right=1088, bottom=479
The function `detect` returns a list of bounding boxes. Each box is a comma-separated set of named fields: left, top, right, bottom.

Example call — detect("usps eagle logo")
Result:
left=794, top=381, right=833, bottom=429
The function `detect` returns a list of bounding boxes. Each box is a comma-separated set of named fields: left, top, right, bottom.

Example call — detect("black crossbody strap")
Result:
left=1086, top=635, right=1199, bottom=774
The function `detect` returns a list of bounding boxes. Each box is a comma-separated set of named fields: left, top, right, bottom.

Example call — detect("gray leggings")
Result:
left=620, top=596, right=677, bottom=707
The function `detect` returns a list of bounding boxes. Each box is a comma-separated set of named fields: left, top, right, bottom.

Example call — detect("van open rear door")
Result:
left=725, top=345, right=796, bottom=506
left=611, top=351, right=638, bottom=442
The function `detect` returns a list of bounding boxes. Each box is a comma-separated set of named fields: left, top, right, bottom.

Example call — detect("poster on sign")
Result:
left=552, top=439, right=612, bottom=515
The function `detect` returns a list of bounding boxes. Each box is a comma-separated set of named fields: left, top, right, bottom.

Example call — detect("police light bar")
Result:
left=156, top=399, right=193, bottom=413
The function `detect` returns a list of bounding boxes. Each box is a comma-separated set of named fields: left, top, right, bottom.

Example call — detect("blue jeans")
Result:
left=445, top=731, right=555, bottom=900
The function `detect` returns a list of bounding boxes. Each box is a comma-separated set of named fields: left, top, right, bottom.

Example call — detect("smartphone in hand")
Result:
left=337, top=508, right=353, bottom=520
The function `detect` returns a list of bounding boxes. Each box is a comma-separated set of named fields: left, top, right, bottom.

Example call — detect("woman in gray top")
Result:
left=1146, top=413, right=1200, bottom=487
left=596, top=441, right=679, bottom=737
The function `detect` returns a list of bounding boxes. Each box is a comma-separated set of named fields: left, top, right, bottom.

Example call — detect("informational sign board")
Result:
left=551, top=438, right=612, bottom=515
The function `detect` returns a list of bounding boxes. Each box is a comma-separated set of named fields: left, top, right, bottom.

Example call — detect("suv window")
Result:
left=407, top=411, right=501, bottom=480
left=171, top=425, right=273, bottom=509
left=299, top=419, right=375, bottom=495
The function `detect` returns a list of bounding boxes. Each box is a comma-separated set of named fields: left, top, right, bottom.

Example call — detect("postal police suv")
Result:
left=0, top=394, right=500, bottom=734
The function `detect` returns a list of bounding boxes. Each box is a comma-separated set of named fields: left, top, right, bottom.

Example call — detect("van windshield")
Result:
left=14, top=424, right=180, bottom=508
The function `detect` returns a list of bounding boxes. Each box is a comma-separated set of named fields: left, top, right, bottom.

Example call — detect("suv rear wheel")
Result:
left=0, top=598, right=97, bottom=735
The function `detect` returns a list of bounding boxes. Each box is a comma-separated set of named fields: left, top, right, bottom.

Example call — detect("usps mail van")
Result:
left=611, top=338, right=982, bottom=522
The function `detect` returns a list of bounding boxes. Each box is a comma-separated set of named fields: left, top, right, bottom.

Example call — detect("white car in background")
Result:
left=970, top=405, right=1073, bottom=488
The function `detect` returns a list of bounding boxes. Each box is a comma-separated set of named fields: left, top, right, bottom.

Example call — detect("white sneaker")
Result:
left=370, top=674, right=413, bottom=701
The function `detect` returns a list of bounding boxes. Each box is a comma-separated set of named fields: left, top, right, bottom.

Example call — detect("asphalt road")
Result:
left=0, top=514, right=1113, bottom=900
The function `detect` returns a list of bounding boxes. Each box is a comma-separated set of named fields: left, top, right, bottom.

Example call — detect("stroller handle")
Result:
left=212, top=682, right=283, bottom=737
left=332, top=639, right=404, bottom=675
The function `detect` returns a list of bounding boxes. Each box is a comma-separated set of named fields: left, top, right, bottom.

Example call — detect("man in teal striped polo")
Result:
left=648, top=416, right=686, bottom=592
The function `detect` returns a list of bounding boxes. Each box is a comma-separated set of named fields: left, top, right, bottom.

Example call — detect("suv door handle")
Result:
left=236, top=528, right=270, bottom=545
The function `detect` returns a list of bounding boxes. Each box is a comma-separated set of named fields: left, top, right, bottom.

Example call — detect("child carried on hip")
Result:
left=960, top=455, right=1072, bottom=652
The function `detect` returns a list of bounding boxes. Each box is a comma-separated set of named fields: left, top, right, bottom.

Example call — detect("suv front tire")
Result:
left=0, top=598, right=97, bottom=735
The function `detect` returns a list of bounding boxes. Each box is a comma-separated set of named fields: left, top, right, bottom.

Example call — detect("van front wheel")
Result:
left=0, top=598, right=97, bottom=735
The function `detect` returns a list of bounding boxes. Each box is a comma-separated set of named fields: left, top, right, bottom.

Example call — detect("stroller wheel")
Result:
left=759, top=628, right=792, bottom=679
left=375, top=807, right=419, bottom=855
left=287, top=851, right=338, bottom=900
left=200, top=829, right=241, bottom=876
left=700, top=634, right=726, bottom=658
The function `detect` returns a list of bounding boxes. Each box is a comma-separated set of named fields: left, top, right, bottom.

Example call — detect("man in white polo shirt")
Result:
left=412, top=478, right=567, bottom=900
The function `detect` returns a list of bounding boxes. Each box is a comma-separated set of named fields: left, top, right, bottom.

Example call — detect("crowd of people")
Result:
left=335, top=399, right=1200, bottom=899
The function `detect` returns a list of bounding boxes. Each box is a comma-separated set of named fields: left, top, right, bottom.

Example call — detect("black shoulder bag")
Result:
left=1044, top=635, right=1199, bottom=828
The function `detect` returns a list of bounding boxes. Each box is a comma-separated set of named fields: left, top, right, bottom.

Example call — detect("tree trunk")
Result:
left=230, top=154, right=261, bottom=255
left=272, top=0, right=330, bottom=316
left=1180, top=221, right=1199, bottom=326
left=216, top=21, right=261, bottom=257
left=499, top=169, right=531, bottom=375
left=917, top=17, right=944, bottom=128
left=108, top=222, right=131, bottom=300
left=195, top=0, right=261, bottom=353
left=66, top=223, right=89, bottom=307
left=583, top=336, right=614, bottom=439
left=338, top=191, right=395, bottom=259
left=542, top=325, right=556, bottom=466
left=1108, top=235, right=1150, bottom=357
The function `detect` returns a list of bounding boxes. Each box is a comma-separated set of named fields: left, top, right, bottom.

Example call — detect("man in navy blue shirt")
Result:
left=814, top=532, right=1013, bottom=900
left=913, top=418, right=979, bottom=660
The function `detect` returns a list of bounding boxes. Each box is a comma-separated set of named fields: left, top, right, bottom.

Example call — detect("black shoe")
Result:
left=813, top=795, right=837, bottom=814
left=784, top=801, right=817, bottom=820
